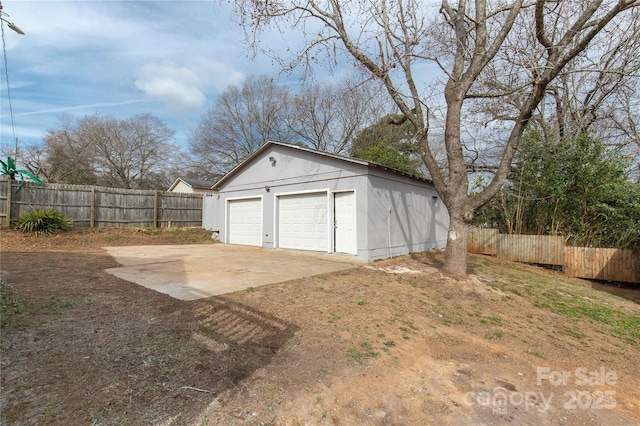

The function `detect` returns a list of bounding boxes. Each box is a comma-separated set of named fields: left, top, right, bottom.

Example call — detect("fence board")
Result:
left=468, top=228, right=498, bottom=255
left=0, top=178, right=202, bottom=228
left=1, top=177, right=9, bottom=224
left=159, top=192, right=203, bottom=227
left=565, top=247, right=640, bottom=284
left=497, top=234, right=565, bottom=266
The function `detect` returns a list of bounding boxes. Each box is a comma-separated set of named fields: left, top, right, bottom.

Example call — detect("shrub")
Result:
left=16, top=209, right=73, bottom=235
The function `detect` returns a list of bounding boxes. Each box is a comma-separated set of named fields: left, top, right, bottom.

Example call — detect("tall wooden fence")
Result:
left=467, top=228, right=498, bottom=256
left=0, top=177, right=202, bottom=228
left=468, top=228, right=639, bottom=284
left=565, top=247, right=640, bottom=284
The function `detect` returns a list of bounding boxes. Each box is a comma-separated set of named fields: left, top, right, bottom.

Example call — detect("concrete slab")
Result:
left=103, top=244, right=363, bottom=300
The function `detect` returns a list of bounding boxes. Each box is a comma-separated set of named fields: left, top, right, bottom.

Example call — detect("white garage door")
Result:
left=228, top=198, right=262, bottom=246
left=278, top=193, right=328, bottom=251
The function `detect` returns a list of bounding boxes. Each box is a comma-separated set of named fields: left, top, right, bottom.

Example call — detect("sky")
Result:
left=0, top=0, right=301, bottom=158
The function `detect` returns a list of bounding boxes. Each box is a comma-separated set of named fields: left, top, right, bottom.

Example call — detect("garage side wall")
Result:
left=216, top=146, right=369, bottom=251
left=365, top=173, right=449, bottom=261
left=202, top=194, right=218, bottom=232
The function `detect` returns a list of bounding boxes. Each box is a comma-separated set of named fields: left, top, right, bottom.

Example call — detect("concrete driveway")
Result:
left=103, top=244, right=362, bottom=300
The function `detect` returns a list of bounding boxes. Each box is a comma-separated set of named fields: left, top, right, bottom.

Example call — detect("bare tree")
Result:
left=83, top=114, right=175, bottom=189
left=526, top=8, right=640, bottom=143
left=32, top=113, right=175, bottom=189
left=288, top=77, right=388, bottom=154
left=232, top=0, right=640, bottom=275
left=23, top=114, right=98, bottom=185
left=189, top=75, right=295, bottom=178
left=611, top=88, right=640, bottom=181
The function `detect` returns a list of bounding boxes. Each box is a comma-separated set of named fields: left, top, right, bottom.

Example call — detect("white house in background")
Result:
left=204, top=141, right=449, bottom=262
left=168, top=177, right=217, bottom=195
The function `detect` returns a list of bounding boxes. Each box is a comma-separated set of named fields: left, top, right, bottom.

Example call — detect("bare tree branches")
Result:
left=288, top=77, right=387, bottom=153
left=230, top=0, right=639, bottom=274
left=27, top=113, right=175, bottom=189
left=189, top=75, right=294, bottom=179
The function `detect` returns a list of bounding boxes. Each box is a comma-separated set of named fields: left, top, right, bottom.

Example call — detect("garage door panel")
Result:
left=228, top=198, right=262, bottom=247
left=278, top=193, right=327, bottom=251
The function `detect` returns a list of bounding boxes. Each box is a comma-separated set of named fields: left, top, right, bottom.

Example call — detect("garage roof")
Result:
left=213, top=141, right=432, bottom=189
left=168, top=177, right=217, bottom=191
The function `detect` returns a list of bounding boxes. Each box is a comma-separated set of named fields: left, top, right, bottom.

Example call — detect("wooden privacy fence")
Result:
left=497, top=234, right=565, bottom=266
left=565, top=247, right=640, bottom=284
left=467, top=228, right=497, bottom=256
left=468, top=228, right=639, bottom=284
left=0, top=177, right=202, bottom=228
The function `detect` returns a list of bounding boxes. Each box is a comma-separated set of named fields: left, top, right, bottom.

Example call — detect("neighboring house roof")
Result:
left=168, top=177, right=217, bottom=192
left=213, top=141, right=432, bottom=189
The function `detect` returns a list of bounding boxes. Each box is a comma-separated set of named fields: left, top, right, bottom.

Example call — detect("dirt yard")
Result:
left=1, top=228, right=639, bottom=425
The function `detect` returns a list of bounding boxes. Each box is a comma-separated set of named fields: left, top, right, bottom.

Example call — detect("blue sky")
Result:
left=0, top=0, right=298, bottom=156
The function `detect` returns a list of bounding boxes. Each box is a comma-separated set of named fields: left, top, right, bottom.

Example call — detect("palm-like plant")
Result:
left=1, top=156, right=43, bottom=194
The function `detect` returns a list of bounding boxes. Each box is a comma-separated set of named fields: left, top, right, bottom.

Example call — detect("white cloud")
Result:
left=135, top=60, right=244, bottom=115
left=135, top=62, right=206, bottom=114
left=0, top=1, right=300, bottom=145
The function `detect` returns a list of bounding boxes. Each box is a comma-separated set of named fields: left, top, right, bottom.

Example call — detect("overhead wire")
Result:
left=1, top=9, right=19, bottom=160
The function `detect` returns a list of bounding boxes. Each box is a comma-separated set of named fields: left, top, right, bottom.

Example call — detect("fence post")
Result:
left=90, top=186, right=95, bottom=228
left=154, top=190, right=159, bottom=228
left=5, top=178, right=12, bottom=226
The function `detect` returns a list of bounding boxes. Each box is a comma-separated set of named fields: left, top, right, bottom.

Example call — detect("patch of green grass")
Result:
left=346, top=342, right=379, bottom=365
left=0, top=280, right=24, bottom=325
left=534, top=292, right=640, bottom=345
left=357, top=300, right=367, bottom=306
left=484, top=330, right=504, bottom=340
left=1, top=282, right=87, bottom=325
left=526, top=348, right=544, bottom=358
left=246, top=287, right=255, bottom=293
left=562, top=326, right=586, bottom=339
left=44, top=297, right=86, bottom=309
left=478, top=259, right=640, bottom=346
left=480, top=316, right=503, bottom=326
left=401, top=319, right=419, bottom=330
left=328, top=312, right=341, bottom=323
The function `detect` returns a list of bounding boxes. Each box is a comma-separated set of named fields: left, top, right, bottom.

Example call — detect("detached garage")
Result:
left=210, top=141, right=449, bottom=262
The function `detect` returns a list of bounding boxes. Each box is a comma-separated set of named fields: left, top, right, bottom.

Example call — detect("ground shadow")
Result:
left=0, top=251, right=298, bottom=425
left=409, top=251, right=480, bottom=275
left=586, top=280, right=640, bottom=305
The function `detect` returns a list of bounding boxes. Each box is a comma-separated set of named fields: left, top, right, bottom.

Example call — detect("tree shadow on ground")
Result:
left=409, top=251, right=480, bottom=275
left=0, top=251, right=298, bottom=425
left=586, top=280, right=640, bottom=305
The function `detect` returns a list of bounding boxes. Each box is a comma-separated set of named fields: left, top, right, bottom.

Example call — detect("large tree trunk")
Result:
left=442, top=209, right=470, bottom=276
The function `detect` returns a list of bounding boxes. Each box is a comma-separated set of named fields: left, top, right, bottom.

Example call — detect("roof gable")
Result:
left=168, top=177, right=217, bottom=192
left=213, top=141, right=431, bottom=189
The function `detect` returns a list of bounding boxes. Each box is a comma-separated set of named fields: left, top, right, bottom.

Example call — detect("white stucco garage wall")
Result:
left=211, top=141, right=450, bottom=262
left=365, top=172, right=449, bottom=261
